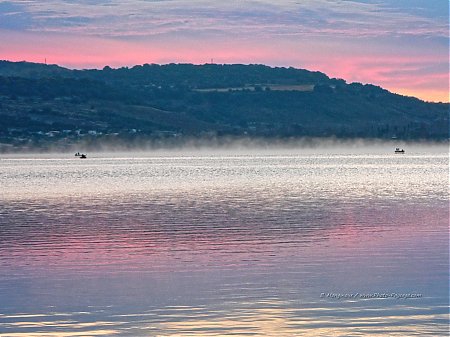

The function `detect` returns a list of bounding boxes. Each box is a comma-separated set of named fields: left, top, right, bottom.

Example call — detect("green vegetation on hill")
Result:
left=0, top=61, right=447, bottom=151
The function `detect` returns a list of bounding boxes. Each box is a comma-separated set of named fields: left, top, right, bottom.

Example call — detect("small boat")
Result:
left=75, top=152, right=81, bottom=157
left=80, top=154, right=87, bottom=159
left=395, top=148, right=405, bottom=154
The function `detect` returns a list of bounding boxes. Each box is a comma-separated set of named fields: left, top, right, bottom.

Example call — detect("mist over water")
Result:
left=5, top=137, right=448, bottom=155
left=0, top=145, right=448, bottom=336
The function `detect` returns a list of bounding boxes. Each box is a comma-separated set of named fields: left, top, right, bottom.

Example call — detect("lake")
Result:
left=0, top=146, right=448, bottom=336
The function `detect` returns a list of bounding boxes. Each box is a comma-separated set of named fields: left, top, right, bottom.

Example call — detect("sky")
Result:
left=0, top=0, right=448, bottom=102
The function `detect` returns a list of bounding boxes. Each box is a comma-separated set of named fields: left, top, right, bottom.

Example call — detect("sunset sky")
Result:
left=0, top=0, right=448, bottom=102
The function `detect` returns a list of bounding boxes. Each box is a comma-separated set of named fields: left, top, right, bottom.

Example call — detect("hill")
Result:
left=0, top=61, right=447, bottom=151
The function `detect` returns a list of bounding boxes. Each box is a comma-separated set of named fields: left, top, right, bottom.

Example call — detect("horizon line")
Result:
left=2, top=59, right=448, bottom=104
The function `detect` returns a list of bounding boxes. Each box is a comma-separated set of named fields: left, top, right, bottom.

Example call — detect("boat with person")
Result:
left=394, top=148, right=405, bottom=154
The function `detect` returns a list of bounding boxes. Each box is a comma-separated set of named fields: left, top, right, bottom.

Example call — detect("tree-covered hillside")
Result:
left=0, top=61, right=447, bottom=151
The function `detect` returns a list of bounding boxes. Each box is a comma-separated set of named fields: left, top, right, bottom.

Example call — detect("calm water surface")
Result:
left=0, top=148, right=448, bottom=336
